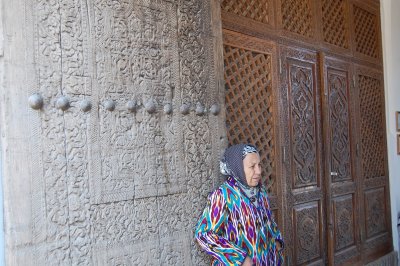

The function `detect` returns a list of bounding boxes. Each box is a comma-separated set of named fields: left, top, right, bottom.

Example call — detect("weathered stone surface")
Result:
left=0, top=0, right=224, bottom=265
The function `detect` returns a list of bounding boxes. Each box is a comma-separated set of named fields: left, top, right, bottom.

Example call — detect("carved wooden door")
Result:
left=279, top=46, right=327, bottom=265
left=221, top=0, right=392, bottom=265
left=354, top=65, right=392, bottom=261
left=321, top=55, right=360, bottom=265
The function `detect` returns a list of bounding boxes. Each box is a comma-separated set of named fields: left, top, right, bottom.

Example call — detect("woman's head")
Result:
left=220, top=144, right=261, bottom=187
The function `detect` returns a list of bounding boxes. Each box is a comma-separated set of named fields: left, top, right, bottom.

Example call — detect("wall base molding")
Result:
left=366, top=251, right=398, bottom=266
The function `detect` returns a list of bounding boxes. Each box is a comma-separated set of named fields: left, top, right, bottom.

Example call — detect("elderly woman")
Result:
left=194, top=144, right=284, bottom=266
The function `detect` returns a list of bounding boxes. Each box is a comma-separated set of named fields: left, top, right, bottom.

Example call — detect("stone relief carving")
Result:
left=19, top=0, right=222, bottom=265
left=64, top=103, right=92, bottom=266
left=36, top=0, right=71, bottom=264
left=92, top=234, right=191, bottom=265
left=90, top=0, right=182, bottom=204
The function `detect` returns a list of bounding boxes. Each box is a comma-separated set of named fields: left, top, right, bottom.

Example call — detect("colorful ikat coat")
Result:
left=195, top=176, right=284, bottom=266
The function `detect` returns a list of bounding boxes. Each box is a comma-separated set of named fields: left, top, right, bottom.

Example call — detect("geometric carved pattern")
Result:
left=281, top=0, right=313, bottom=38
left=224, top=45, right=275, bottom=192
left=365, top=188, right=386, bottom=239
left=328, top=70, right=351, bottom=182
left=289, top=64, right=317, bottom=188
left=359, top=74, right=385, bottom=179
left=221, top=0, right=271, bottom=24
left=294, top=202, right=321, bottom=264
left=322, top=0, right=349, bottom=48
left=354, top=5, right=379, bottom=58
left=334, top=195, right=355, bottom=251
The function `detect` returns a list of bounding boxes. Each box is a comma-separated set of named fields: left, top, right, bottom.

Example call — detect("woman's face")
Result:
left=243, top=152, right=261, bottom=187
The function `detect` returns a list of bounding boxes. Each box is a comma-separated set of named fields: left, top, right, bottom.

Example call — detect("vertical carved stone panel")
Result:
left=293, top=202, right=322, bottom=265
left=59, top=2, right=93, bottom=263
left=64, top=104, right=92, bottom=265
left=322, top=0, right=349, bottom=49
left=327, top=68, right=351, bottom=182
left=2, top=0, right=223, bottom=265
left=182, top=116, right=215, bottom=265
left=223, top=30, right=277, bottom=193
left=41, top=109, right=70, bottom=266
left=176, top=1, right=225, bottom=265
left=90, top=0, right=183, bottom=204
left=60, top=0, right=89, bottom=78
left=178, top=0, right=217, bottom=106
left=35, top=0, right=71, bottom=264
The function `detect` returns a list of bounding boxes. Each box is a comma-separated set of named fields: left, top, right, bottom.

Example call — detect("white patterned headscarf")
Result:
left=219, top=144, right=259, bottom=186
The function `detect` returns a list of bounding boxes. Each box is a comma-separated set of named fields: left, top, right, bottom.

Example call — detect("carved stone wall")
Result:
left=0, top=0, right=225, bottom=265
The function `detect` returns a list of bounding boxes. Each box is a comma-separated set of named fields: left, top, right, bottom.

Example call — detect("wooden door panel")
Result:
left=320, top=0, right=352, bottom=55
left=350, top=0, right=382, bottom=64
left=354, top=65, right=391, bottom=260
left=277, top=0, right=319, bottom=43
left=364, top=187, right=387, bottom=239
left=362, top=183, right=391, bottom=260
left=333, top=195, right=356, bottom=251
left=293, top=201, right=323, bottom=265
left=221, top=0, right=272, bottom=24
left=280, top=46, right=326, bottom=265
left=222, top=29, right=281, bottom=202
left=322, top=55, right=360, bottom=265
left=332, top=193, right=358, bottom=264
left=288, top=61, right=319, bottom=189
left=221, top=0, right=276, bottom=33
left=326, top=67, right=352, bottom=182
left=355, top=66, right=386, bottom=180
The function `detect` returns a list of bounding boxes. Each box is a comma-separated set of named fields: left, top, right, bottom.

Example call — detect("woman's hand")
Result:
left=276, top=241, right=282, bottom=250
left=241, top=257, right=253, bottom=266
